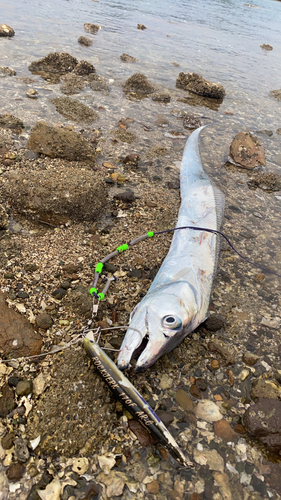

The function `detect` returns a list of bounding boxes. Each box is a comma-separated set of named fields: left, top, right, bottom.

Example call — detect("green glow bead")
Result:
left=89, top=287, right=97, bottom=296
left=95, top=262, right=103, bottom=273
left=116, top=244, right=129, bottom=253
left=147, top=231, right=154, bottom=238
left=98, top=293, right=105, bottom=300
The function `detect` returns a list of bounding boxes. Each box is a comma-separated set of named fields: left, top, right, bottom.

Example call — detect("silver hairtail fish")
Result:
left=117, top=125, right=225, bottom=371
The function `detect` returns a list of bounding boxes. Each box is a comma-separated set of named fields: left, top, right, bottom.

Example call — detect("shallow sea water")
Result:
left=1, top=0, right=281, bottom=499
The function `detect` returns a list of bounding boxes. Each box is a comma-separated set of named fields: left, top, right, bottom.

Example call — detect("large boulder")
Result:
left=0, top=292, right=43, bottom=358
left=1, top=165, right=108, bottom=222
left=50, top=97, right=99, bottom=123
left=176, top=72, right=226, bottom=99
left=229, top=131, right=266, bottom=169
left=123, top=73, right=156, bottom=95
left=0, top=24, right=14, bottom=37
left=28, top=52, right=78, bottom=74
left=26, top=121, right=96, bottom=163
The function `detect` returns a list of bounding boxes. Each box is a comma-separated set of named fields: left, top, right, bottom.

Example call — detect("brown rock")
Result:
left=242, top=351, right=259, bottom=366
left=128, top=419, right=156, bottom=446
left=260, top=44, right=273, bottom=51
left=234, top=424, right=247, bottom=435
left=28, top=52, right=78, bottom=74
left=137, top=24, right=147, bottom=30
left=0, top=24, right=15, bottom=37
left=26, top=121, right=95, bottom=162
left=51, top=97, right=98, bottom=123
left=190, top=384, right=202, bottom=399
left=120, top=53, right=136, bottom=63
left=270, top=89, right=281, bottom=101
left=183, top=113, right=202, bottom=129
left=0, top=66, right=16, bottom=77
left=111, top=129, right=136, bottom=143
left=60, top=74, right=87, bottom=95
left=175, top=389, right=194, bottom=412
left=84, top=23, right=101, bottom=34
left=123, top=154, right=140, bottom=166
left=0, top=114, right=24, bottom=130
left=0, top=292, right=43, bottom=358
left=113, top=190, right=136, bottom=203
left=208, top=339, right=235, bottom=366
left=211, top=359, right=220, bottom=370
left=176, top=72, right=226, bottom=99
left=0, top=384, right=16, bottom=417
left=78, top=36, right=92, bottom=47
left=147, top=480, right=159, bottom=494
left=250, top=172, right=281, bottom=192
left=1, top=431, right=15, bottom=449
left=64, top=283, right=92, bottom=318
left=6, top=463, right=25, bottom=482
left=36, top=312, right=53, bottom=330
left=151, top=91, right=171, bottom=102
left=229, top=132, right=266, bottom=169
left=73, top=60, right=95, bottom=76
left=214, top=419, right=238, bottom=443
left=156, top=410, right=174, bottom=427
left=251, top=379, right=281, bottom=400
left=243, top=398, right=281, bottom=454
left=123, top=73, right=156, bottom=95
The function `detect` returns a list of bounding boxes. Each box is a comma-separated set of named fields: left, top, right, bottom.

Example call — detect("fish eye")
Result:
left=162, top=315, right=182, bottom=330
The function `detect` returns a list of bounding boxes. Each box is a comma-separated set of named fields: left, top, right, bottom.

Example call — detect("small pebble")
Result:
left=36, top=312, right=53, bottom=330
left=1, top=432, right=15, bottom=450
left=14, top=438, right=30, bottom=462
left=16, top=380, right=33, bottom=396
left=239, top=369, right=250, bottom=381
left=175, top=389, right=194, bottom=412
left=190, top=384, right=202, bottom=399
left=211, top=359, right=220, bottom=370
left=6, top=462, right=25, bottom=482
left=242, top=351, right=259, bottom=366
left=147, top=480, right=159, bottom=494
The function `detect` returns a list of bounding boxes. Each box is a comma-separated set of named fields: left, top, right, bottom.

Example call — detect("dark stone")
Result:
left=195, top=378, right=207, bottom=391
left=60, top=74, right=86, bottom=95
left=156, top=410, right=174, bottom=427
left=251, top=474, right=268, bottom=497
left=137, top=24, right=147, bottom=30
left=28, top=52, right=78, bottom=74
left=0, top=292, right=43, bottom=358
left=60, top=281, right=71, bottom=290
left=123, top=73, right=156, bottom=95
left=6, top=462, right=25, bottom=481
left=8, top=376, right=21, bottom=387
left=73, top=60, right=96, bottom=76
left=27, top=471, right=53, bottom=500
left=255, top=129, right=273, bottom=137
left=129, top=269, right=142, bottom=278
left=17, top=291, right=29, bottom=299
left=176, top=72, right=225, bottom=100
left=52, top=288, right=67, bottom=300
left=63, top=283, right=92, bottom=318
left=88, top=74, right=110, bottom=93
left=190, top=384, right=202, bottom=399
left=14, top=437, right=30, bottom=462
left=35, top=312, right=53, bottom=330
left=243, top=398, right=281, bottom=454
left=25, top=263, right=38, bottom=272
left=0, top=384, right=16, bottom=417
left=208, top=338, right=235, bottom=366
left=120, top=53, right=136, bottom=63
left=84, top=23, right=101, bottom=34
left=78, top=36, right=92, bottom=47
left=1, top=431, right=15, bottom=449
left=167, top=180, right=180, bottom=190
left=183, top=113, right=202, bottom=130
left=103, top=263, right=117, bottom=273
left=0, top=24, right=15, bottom=37
left=62, top=263, right=81, bottom=274
left=204, top=313, right=225, bottom=331
left=16, top=380, right=33, bottom=396
left=123, top=154, right=140, bottom=166
left=113, top=190, right=136, bottom=203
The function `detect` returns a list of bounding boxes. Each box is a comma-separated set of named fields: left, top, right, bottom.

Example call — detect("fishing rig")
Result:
left=84, top=224, right=280, bottom=468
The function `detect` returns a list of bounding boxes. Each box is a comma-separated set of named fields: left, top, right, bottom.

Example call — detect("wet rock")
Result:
left=147, top=480, right=159, bottom=494
left=242, top=351, right=259, bottom=366
left=156, top=410, right=174, bottom=427
left=128, top=419, right=156, bottom=446
left=26, top=121, right=96, bottom=162
left=26, top=88, right=38, bottom=99
left=204, top=313, right=225, bottom=332
left=190, top=384, right=202, bottom=399
left=123, top=73, right=156, bottom=95
left=148, top=144, right=169, bottom=157
left=155, top=117, right=170, bottom=127
left=230, top=131, right=266, bottom=169
left=249, top=172, right=281, bottom=192
left=111, top=129, right=136, bottom=143
left=0, top=66, right=16, bottom=77
left=73, top=60, right=96, bottom=76
left=208, top=339, right=235, bottom=366
left=36, top=312, right=53, bottom=330
left=28, top=52, right=78, bottom=75
left=16, top=380, right=33, bottom=396
left=78, top=35, right=92, bottom=47
left=0, top=205, right=8, bottom=229
left=14, top=438, right=30, bottom=462
left=176, top=72, right=226, bottom=99
left=0, top=292, right=43, bottom=358
left=51, top=97, right=98, bottom=123
left=84, top=23, right=101, bottom=34
left=113, top=190, right=136, bottom=203
left=0, top=24, right=15, bottom=37
left=60, top=74, right=86, bottom=95
left=250, top=379, right=281, bottom=400
left=214, top=419, right=238, bottom=443
left=269, top=89, right=281, bottom=101
left=195, top=400, right=223, bottom=422
left=120, top=53, right=136, bottom=63
left=194, top=447, right=224, bottom=472
left=0, top=384, right=16, bottom=417
left=6, top=463, right=25, bottom=482
left=0, top=114, right=24, bottom=130
left=137, top=24, right=147, bottom=30
left=183, top=113, right=202, bottom=129
left=88, top=74, right=110, bottom=92
left=123, top=154, right=140, bottom=166
left=151, top=91, right=171, bottom=102
left=243, top=398, right=281, bottom=454
left=175, top=389, right=194, bottom=412
left=2, top=164, right=107, bottom=223
left=52, top=288, right=67, bottom=300
left=1, top=431, right=15, bottom=449
left=64, top=283, right=92, bottom=318
left=255, top=129, right=273, bottom=136
left=260, top=44, right=273, bottom=51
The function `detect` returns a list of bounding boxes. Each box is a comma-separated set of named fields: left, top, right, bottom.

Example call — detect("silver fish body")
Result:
left=117, top=126, right=225, bottom=371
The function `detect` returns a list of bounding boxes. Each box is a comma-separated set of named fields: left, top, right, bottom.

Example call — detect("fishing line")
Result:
left=90, top=225, right=281, bottom=302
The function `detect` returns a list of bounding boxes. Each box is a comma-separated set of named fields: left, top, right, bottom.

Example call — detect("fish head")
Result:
left=117, top=283, right=198, bottom=371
